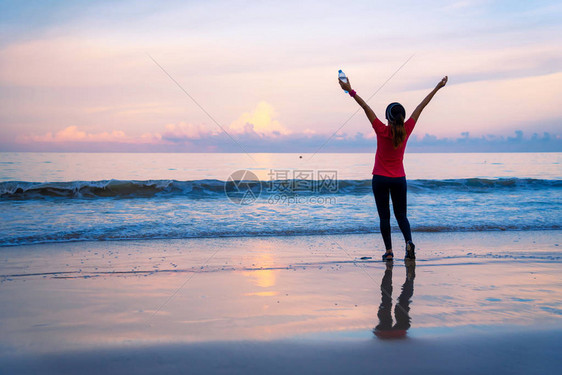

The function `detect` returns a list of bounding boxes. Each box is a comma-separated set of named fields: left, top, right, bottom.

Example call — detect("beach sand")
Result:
left=1, top=231, right=561, bottom=374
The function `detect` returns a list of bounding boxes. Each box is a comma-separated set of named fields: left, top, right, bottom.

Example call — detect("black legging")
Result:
left=372, top=175, right=412, bottom=251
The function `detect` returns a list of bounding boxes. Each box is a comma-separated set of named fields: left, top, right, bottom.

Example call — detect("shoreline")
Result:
left=1, top=227, right=561, bottom=250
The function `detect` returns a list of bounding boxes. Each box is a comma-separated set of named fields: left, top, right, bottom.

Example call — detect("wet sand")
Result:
left=1, top=231, right=561, bottom=374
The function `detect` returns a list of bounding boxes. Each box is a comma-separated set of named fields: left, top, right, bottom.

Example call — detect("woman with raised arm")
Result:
left=339, top=75, right=448, bottom=261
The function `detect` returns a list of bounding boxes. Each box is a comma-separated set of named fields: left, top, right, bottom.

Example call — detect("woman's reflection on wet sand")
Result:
left=374, top=260, right=416, bottom=339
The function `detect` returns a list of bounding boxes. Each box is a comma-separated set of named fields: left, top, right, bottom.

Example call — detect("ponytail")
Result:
left=385, top=102, right=407, bottom=148
left=391, top=114, right=406, bottom=148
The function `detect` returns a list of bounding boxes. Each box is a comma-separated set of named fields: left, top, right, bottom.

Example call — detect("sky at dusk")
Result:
left=0, top=0, right=561, bottom=152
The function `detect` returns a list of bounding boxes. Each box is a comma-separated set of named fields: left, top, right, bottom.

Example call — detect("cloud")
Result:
left=14, top=101, right=290, bottom=146
left=228, top=101, right=290, bottom=136
left=18, top=126, right=127, bottom=143
left=9, top=123, right=561, bottom=153
left=161, top=122, right=216, bottom=142
left=157, top=101, right=291, bottom=144
left=406, top=130, right=561, bottom=152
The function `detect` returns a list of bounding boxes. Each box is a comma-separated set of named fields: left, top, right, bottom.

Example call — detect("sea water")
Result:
left=0, top=152, right=560, bottom=247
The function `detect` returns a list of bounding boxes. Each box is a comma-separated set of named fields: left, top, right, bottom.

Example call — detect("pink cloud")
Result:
left=16, top=122, right=220, bottom=145
left=161, top=122, right=216, bottom=142
left=16, top=102, right=291, bottom=145
left=18, top=126, right=127, bottom=143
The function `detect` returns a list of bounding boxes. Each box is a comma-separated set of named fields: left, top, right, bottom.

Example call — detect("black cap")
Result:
left=385, top=102, right=406, bottom=122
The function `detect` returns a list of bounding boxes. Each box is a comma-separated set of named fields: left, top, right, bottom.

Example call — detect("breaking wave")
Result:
left=1, top=178, right=560, bottom=200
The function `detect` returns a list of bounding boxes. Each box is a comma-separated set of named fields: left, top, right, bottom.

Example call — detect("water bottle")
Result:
left=338, top=70, right=348, bottom=93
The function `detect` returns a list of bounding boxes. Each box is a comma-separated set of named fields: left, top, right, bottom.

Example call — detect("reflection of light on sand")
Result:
left=241, top=249, right=277, bottom=289
left=244, top=291, right=279, bottom=297
left=245, top=268, right=277, bottom=288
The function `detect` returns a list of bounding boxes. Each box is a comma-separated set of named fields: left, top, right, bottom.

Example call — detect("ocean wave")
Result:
left=1, top=178, right=560, bottom=200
